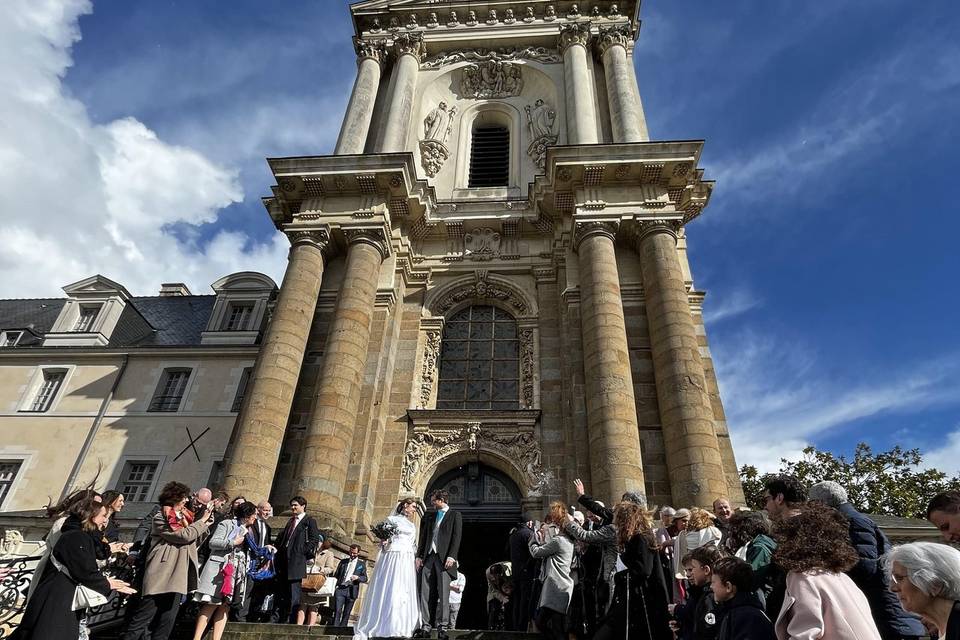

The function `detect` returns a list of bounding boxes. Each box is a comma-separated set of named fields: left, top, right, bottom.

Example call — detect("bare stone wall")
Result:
left=556, top=267, right=593, bottom=493
left=536, top=274, right=566, bottom=503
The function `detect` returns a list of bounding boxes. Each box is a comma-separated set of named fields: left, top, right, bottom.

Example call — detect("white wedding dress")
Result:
left=354, top=514, right=422, bottom=639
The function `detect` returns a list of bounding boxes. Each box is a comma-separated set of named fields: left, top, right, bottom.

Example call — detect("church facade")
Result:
left=221, top=0, right=744, bottom=542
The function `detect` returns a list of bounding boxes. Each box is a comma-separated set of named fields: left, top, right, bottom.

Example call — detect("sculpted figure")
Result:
left=424, top=101, right=456, bottom=144
left=545, top=5, right=557, bottom=20
left=524, top=6, right=536, bottom=22
left=487, top=9, right=498, bottom=25
left=504, top=9, right=515, bottom=23
left=466, top=10, right=478, bottom=26
left=448, top=11, right=459, bottom=26
left=525, top=100, right=556, bottom=139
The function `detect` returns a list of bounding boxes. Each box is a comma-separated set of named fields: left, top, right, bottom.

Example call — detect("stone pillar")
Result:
left=378, top=33, right=424, bottom=153
left=295, top=228, right=389, bottom=533
left=222, top=229, right=330, bottom=501
left=334, top=38, right=386, bottom=155
left=559, top=23, right=599, bottom=145
left=597, top=26, right=649, bottom=143
left=635, top=221, right=727, bottom=507
left=574, top=221, right=646, bottom=501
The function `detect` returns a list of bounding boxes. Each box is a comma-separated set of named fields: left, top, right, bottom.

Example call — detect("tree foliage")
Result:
left=739, top=443, right=960, bottom=519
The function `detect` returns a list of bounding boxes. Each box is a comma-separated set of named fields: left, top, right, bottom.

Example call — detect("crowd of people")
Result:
left=476, top=479, right=960, bottom=640
left=11, top=476, right=960, bottom=640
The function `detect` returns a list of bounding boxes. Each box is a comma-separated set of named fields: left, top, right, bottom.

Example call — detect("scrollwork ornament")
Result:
left=422, top=47, right=561, bottom=69
left=559, top=22, right=592, bottom=54
left=573, top=220, right=618, bottom=250
left=393, top=32, right=425, bottom=61
left=353, top=37, right=387, bottom=65
left=520, top=329, right=536, bottom=408
left=286, top=228, right=331, bottom=252
left=596, top=24, right=633, bottom=56
left=344, top=227, right=390, bottom=260
left=418, top=330, right=442, bottom=408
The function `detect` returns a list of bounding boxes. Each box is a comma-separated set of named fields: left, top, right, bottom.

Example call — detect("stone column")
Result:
left=559, top=23, right=599, bottom=145
left=334, top=38, right=387, bottom=155
left=295, top=228, right=389, bottom=533
left=378, top=33, right=424, bottom=153
left=574, top=221, right=646, bottom=501
left=597, top=26, right=649, bottom=143
left=222, top=229, right=329, bottom=501
left=635, top=221, right=727, bottom=507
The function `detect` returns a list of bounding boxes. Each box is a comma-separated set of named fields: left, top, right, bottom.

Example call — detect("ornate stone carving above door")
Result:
left=460, top=58, right=523, bottom=99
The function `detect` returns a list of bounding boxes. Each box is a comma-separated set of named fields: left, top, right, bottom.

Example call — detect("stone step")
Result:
left=221, top=623, right=540, bottom=640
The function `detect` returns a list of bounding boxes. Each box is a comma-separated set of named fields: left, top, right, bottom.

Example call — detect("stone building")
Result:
left=221, top=0, right=744, bottom=584
left=0, top=272, right=276, bottom=519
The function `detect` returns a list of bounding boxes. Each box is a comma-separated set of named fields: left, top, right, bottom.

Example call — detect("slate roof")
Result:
left=0, top=295, right=219, bottom=348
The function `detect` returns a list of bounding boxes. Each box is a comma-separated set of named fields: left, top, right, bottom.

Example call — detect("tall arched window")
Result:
left=437, top=305, right=519, bottom=410
left=468, top=122, right=510, bottom=187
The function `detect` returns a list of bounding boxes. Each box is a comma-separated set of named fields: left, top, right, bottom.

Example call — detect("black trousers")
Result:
left=511, top=574, right=534, bottom=631
left=487, top=599, right=506, bottom=630
left=275, top=578, right=302, bottom=623
left=333, top=585, right=358, bottom=626
left=536, top=607, right=566, bottom=640
left=119, top=593, right=181, bottom=640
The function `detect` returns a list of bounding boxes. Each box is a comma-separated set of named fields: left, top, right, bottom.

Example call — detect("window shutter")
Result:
left=468, top=126, right=510, bottom=187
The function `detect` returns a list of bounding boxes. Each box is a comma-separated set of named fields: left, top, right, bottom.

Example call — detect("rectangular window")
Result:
left=469, top=126, right=510, bottom=188
left=148, top=368, right=191, bottom=412
left=25, top=369, right=66, bottom=412
left=0, top=461, right=23, bottom=508
left=117, top=461, right=158, bottom=502
left=73, top=304, right=102, bottom=332
left=0, top=331, right=23, bottom=347
left=224, top=302, right=254, bottom=331
left=231, top=367, right=253, bottom=413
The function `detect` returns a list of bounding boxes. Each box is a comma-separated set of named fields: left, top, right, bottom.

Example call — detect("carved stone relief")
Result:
left=524, top=99, right=558, bottom=169
left=464, top=228, right=501, bottom=260
left=520, top=329, right=536, bottom=408
left=417, top=330, right=442, bottom=409
left=1, top=530, right=23, bottom=557
left=400, top=423, right=551, bottom=496
left=460, top=57, right=523, bottom=99
left=434, top=271, right=529, bottom=315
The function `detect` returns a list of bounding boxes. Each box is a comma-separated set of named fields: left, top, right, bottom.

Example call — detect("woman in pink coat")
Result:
left=772, top=503, right=881, bottom=640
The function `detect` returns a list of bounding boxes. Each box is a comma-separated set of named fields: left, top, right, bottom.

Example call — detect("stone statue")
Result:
left=1, top=529, right=23, bottom=557
left=426, top=12, right=439, bottom=28
left=545, top=5, right=557, bottom=21
left=504, top=9, right=516, bottom=24
left=487, top=9, right=498, bottom=25
left=525, top=99, right=556, bottom=139
left=466, top=10, right=478, bottom=26
left=524, top=6, right=536, bottom=22
left=447, top=11, right=459, bottom=27
left=424, top=101, right=456, bottom=144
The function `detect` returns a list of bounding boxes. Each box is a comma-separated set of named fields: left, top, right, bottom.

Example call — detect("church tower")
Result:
left=221, top=0, right=743, bottom=540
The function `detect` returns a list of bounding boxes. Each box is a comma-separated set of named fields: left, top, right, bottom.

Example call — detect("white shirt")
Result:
left=341, top=557, right=358, bottom=585
left=449, top=572, right=466, bottom=605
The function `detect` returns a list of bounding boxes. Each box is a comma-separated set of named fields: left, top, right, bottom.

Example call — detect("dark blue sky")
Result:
left=17, top=0, right=960, bottom=471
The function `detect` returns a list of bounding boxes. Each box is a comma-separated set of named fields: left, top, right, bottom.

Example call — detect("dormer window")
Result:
left=469, top=125, right=510, bottom=187
left=73, top=304, right=102, bottom=332
left=0, top=331, right=22, bottom=347
left=224, top=302, right=254, bottom=331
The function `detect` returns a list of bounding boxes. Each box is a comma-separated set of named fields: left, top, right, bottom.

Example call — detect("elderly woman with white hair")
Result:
left=885, top=542, right=960, bottom=639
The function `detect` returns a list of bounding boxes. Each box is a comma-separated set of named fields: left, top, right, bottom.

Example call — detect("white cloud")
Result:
left=714, top=328, right=960, bottom=472
left=0, top=0, right=289, bottom=297
left=703, top=288, right=762, bottom=325
left=922, top=428, right=960, bottom=477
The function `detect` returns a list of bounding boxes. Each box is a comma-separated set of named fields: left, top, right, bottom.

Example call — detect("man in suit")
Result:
left=274, top=495, right=322, bottom=623
left=508, top=513, right=536, bottom=631
left=333, top=543, right=368, bottom=626
left=416, top=489, right=463, bottom=640
left=238, top=500, right=276, bottom=622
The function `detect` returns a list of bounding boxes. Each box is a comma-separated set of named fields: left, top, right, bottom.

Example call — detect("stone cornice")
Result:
left=353, top=36, right=387, bottom=65
left=558, top=22, right=592, bottom=53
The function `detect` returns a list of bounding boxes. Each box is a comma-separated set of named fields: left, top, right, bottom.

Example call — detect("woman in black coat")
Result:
left=593, top=502, right=673, bottom=640
left=13, top=499, right=135, bottom=640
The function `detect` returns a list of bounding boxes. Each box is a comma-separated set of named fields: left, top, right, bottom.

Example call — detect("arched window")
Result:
left=468, top=122, right=510, bottom=187
left=437, top=305, right=519, bottom=410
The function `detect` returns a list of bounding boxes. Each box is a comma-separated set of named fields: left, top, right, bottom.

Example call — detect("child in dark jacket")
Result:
left=710, top=557, right=776, bottom=640
left=670, top=546, right=723, bottom=640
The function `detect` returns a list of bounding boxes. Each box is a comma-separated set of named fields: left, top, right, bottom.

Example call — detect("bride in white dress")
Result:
left=354, top=498, right=422, bottom=640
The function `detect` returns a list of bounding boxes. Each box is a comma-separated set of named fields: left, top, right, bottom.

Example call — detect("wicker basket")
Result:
left=301, top=573, right=326, bottom=592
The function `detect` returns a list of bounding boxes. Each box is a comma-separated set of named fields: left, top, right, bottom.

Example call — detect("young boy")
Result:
left=710, top=557, right=776, bottom=640
left=670, top=545, right=723, bottom=640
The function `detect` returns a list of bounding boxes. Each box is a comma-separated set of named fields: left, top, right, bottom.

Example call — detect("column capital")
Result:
left=558, top=22, right=592, bottom=54
left=345, top=226, right=391, bottom=261
left=595, top=24, right=634, bottom=56
left=286, top=227, right=332, bottom=252
left=634, top=218, right=682, bottom=245
left=573, top=220, right=618, bottom=251
left=353, top=37, right=387, bottom=66
left=392, top=32, right=425, bottom=62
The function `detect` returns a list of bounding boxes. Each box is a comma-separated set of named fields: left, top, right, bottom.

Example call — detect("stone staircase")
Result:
left=221, top=624, right=540, bottom=640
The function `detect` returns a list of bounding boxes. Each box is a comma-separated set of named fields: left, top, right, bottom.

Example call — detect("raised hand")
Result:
left=573, top=478, right=585, bottom=497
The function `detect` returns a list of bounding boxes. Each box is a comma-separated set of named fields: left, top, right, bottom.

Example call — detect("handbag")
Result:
left=301, top=572, right=326, bottom=592
left=316, top=573, right=337, bottom=596
left=50, top=556, right=109, bottom=611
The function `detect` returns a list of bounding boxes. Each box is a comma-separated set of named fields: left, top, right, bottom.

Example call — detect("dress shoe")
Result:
left=413, top=628, right=430, bottom=638
left=437, top=626, right=449, bottom=640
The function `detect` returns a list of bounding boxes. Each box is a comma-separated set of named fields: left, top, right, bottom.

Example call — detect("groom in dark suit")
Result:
left=333, top=543, right=368, bottom=626
left=274, top=495, right=321, bottom=623
left=416, top=489, right=463, bottom=640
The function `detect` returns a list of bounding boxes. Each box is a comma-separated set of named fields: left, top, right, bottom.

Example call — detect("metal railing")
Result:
left=0, top=555, right=131, bottom=638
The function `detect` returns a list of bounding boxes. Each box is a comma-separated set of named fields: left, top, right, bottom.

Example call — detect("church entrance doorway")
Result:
left=427, top=461, right=522, bottom=631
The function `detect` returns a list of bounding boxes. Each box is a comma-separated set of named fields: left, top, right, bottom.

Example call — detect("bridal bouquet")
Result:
left=370, top=520, right=399, bottom=541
